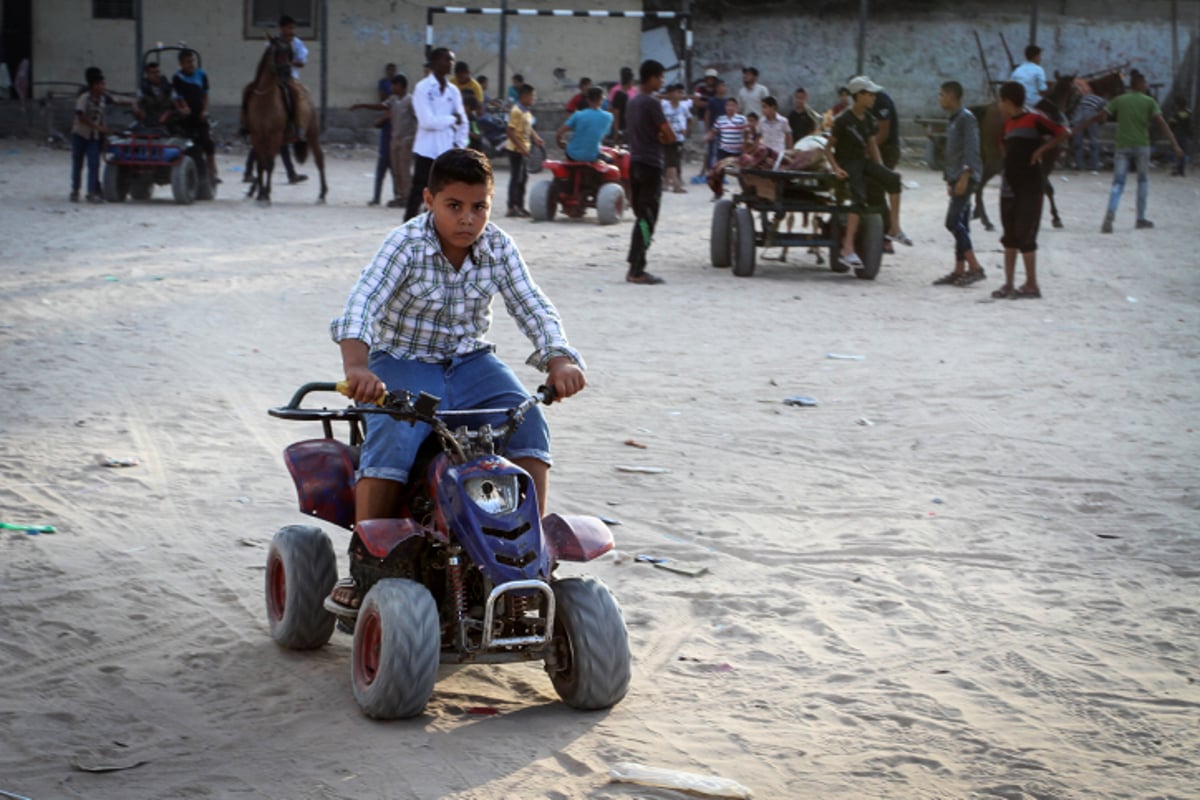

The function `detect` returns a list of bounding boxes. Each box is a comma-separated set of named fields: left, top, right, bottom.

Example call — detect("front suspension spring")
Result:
left=447, top=552, right=466, bottom=624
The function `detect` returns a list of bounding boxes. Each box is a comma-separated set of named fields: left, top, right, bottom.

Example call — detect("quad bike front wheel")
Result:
left=265, top=524, right=338, bottom=650
left=102, top=162, right=128, bottom=202
left=351, top=578, right=440, bottom=719
left=546, top=576, right=631, bottom=710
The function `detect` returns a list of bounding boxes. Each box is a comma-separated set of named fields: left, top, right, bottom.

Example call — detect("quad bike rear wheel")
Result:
left=546, top=576, right=630, bottom=710
left=265, top=524, right=338, bottom=650
left=351, top=578, right=440, bottom=719
left=171, top=156, right=198, bottom=205
left=596, top=182, right=625, bottom=225
left=529, top=179, right=556, bottom=221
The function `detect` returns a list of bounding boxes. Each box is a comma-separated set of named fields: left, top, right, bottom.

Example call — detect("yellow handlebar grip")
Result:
left=336, top=380, right=387, bottom=406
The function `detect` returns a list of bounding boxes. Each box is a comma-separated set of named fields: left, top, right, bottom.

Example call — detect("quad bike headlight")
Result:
left=464, top=475, right=521, bottom=514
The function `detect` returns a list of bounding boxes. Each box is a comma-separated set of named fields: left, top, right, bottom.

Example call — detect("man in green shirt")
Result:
left=1083, top=70, right=1182, bottom=232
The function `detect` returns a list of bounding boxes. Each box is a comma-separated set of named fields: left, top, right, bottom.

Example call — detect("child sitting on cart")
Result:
left=328, top=147, right=587, bottom=611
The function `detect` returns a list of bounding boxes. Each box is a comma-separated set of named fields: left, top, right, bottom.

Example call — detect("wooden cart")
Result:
left=709, top=167, right=886, bottom=280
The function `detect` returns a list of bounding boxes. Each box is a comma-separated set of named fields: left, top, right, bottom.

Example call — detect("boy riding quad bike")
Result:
left=265, top=147, right=630, bottom=719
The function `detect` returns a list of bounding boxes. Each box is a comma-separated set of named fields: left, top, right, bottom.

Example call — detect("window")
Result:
left=93, top=0, right=134, bottom=19
left=245, top=0, right=317, bottom=39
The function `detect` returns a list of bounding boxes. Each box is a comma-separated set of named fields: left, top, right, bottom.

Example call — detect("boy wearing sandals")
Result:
left=992, top=81, right=1069, bottom=300
left=932, top=81, right=987, bottom=287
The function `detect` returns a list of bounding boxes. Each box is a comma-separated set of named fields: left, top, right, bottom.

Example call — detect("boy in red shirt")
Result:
left=992, top=81, right=1070, bottom=299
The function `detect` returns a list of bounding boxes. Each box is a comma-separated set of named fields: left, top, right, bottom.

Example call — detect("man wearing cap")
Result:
left=824, top=75, right=905, bottom=272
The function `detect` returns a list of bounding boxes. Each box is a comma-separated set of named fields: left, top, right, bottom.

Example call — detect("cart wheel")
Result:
left=731, top=206, right=757, bottom=277
left=171, top=156, right=198, bottom=205
left=529, top=179, right=556, bottom=221
left=596, top=182, right=624, bottom=225
left=827, top=214, right=843, bottom=271
left=855, top=212, right=884, bottom=280
left=710, top=198, right=733, bottom=267
left=102, top=162, right=128, bottom=202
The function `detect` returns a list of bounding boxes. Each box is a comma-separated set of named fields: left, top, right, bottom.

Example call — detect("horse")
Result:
left=969, top=70, right=1126, bottom=231
left=969, top=73, right=1076, bottom=232
left=243, top=35, right=327, bottom=204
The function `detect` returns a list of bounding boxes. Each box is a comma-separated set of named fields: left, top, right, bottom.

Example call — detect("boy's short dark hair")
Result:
left=454, top=61, right=469, bottom=74
left=428, top=148, right=494, bottom=195
left=391, top=74, right=408, bottom=88
left=178, top=48, right=197, bottom=63
left=762, top=95, right=777, bottom=108
left=512, top=73, right=524, bottom=82
left=794, top=86, right=807, bottom=94
left=746, top=111, right=759, bottom=120
left=999, top=80, right=1026, bottom=107
left=743, top=66, right=759, bottom=77
left=518, top=84, right=535, bottom=98
left=477, top=75, right=488, bottom=86
left=144, top=61, right=159, bottom=71
left=619, top=66, right=634, bottom=83
left=579, top=77, right=591, bottom=88
left=639, top=59, right=664, bottom=84
left=941, top=80, right=963, bottom=100
left=279, top=14, right=296, bottom=27
left=1025, top=44, right=1041, bottom=60
left=585, top=86, right=604, bottom=103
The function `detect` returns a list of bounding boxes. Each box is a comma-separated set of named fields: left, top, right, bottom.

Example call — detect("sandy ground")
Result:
left=1, top=141, right=1199, bottom=800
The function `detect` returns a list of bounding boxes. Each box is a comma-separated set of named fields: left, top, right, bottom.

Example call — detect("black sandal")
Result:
left=991, top=285, right=1016, bottom=299
left=326, top=576, right=363, bottom=614
left=932, top=271, right=962, bottom=285
left=1012, top=285, right=1042, bottom=299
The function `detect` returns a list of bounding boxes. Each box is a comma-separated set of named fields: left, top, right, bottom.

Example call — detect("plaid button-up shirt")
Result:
left=330, top=213, right=583, bottom=371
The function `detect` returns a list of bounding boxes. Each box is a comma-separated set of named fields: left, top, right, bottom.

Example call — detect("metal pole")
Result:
left=499, top=0, right=508, bottom=94
left=1029, top=0, right=1038, bottom=46
left=133, top=0, right=143, bottom=84
left=319, top=0, right=328, bottom=131
left=683, top=0, right=692, bottom=90
left=856, top=0, right=867, bottom=75
left=1171, top=0, right=1179, bottom=79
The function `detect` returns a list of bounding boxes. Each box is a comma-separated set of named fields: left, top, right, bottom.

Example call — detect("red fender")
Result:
left=543, top=513, right=614, bottom=562
left=354, top=518, right=429, bottom=559
left=282, top=439, right=356, bottom=530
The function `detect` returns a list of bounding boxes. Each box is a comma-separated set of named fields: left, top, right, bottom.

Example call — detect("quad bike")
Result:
left=528, top=145, right=629, bottom=225
left=265, top=382, right=631, bottom=719
left=101, top=46, right=218, bottom=205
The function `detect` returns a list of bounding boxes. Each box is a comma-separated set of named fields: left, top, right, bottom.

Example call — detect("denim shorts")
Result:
left=357, top=348, right=552, bottom=483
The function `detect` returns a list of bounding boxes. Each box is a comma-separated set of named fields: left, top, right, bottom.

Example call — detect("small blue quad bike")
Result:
left=265, top=382, right=631, bottom=719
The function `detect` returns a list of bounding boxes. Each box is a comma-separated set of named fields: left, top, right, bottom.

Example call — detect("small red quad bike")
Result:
left=528, top=145, right=629, bottom=225
left=265, top=382, right=631, bottom=719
